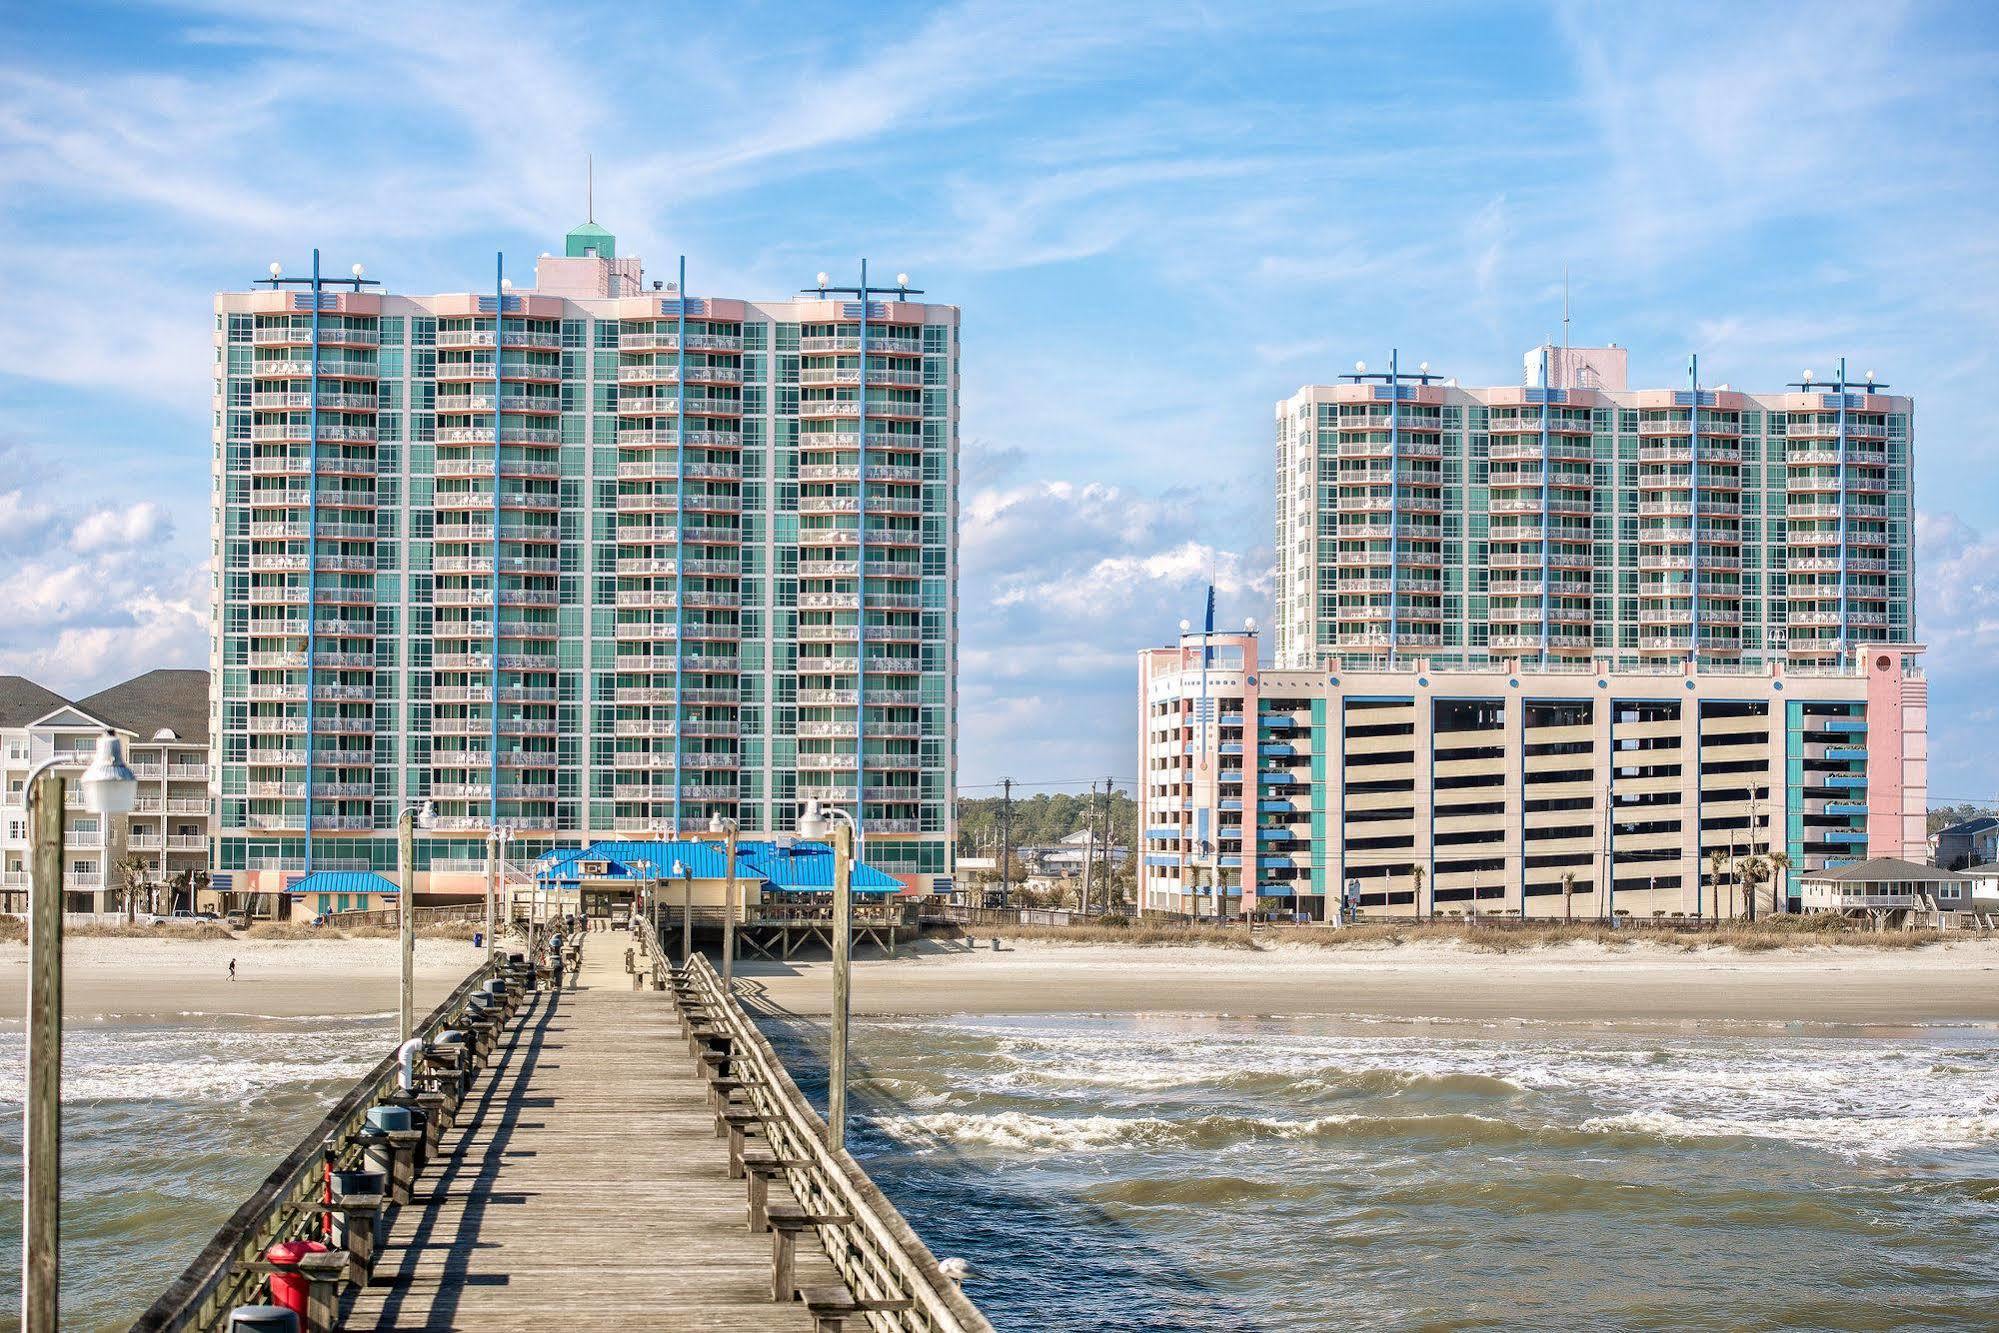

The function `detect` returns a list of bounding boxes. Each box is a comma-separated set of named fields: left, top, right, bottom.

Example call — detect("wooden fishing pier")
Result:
left=131, top=927, right=990, bottom=1332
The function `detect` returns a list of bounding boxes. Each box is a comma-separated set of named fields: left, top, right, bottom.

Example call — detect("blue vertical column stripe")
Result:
left=855, top=259, right=870, bottom=839
left=1386, top=349, right=1399, bottom=666
left=673, top=255, right=687, bottom=833
left=1537, top=349, right=1551, bottom=663
left=1688, top=355, right=1702, bottom=662
left=304, top=249, right=323, bottom=870
left=490, top=253, right=505, bottom=839
left=1835, top=356, right=1850, bottom=658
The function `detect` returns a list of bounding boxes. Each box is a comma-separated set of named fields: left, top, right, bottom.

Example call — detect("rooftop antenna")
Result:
left=1563, top=264, right=1571, bottom=350
left=587, top=153, right=594, bottom=223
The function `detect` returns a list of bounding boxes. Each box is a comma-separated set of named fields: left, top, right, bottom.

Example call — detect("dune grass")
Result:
left=243, top=920, right=482, bottom=942
left=959, top=914, right=1961, bottom=953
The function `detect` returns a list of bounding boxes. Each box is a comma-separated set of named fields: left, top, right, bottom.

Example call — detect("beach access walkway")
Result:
left=340, top=935, right=836, bottom=1331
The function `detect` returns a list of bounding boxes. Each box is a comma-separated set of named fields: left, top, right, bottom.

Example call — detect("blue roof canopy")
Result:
left=532, top=839, right=901, bottom=894
left=291, top=870, right=400, bottom=896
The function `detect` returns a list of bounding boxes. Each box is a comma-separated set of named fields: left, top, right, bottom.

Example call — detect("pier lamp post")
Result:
left=709, top=813, right=740, bottom=990
left=484, top=822, right=513, bottom=962
left=21, top=732, right=137, bottom=1331
left=673, top=858, right=692, bottom=965
left=796, top=798, right=857, bottom=1150
left=397, top=800, right=436, bottom=1042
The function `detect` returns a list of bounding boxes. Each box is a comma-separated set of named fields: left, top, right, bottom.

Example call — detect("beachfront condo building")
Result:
left=1273, top=345, right=1914, bottom=669
left=1137, top=627, right=1928, bottom=922
left=1, top=669, right=211, bottom=913
left=210, top=220, right=960, bottom=899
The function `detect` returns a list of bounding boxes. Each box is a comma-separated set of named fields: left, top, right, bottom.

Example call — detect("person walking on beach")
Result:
left=228, top=957, right=236, bottom=981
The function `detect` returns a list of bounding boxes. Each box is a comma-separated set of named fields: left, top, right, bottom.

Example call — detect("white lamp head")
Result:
left=1802, top=369, right=1814, bottom=383
left=816, top=271, right=831, bottom=288
left=796, top=798, right=830, bottom=840
left=79, top=733, right=137, bottom=816
left=1419, top=361, right=1430, bottom=373
left=500, top=276, right=513, bottom=291
left=1355, top=360, right=1367, bottom=373
left=671, top=858, right=687, bottom=878
left=414, top=799, right=436, bottom=830
left=1179, top=618, right=1192, bottom=633
left=1866, top=370, right=1875, bottom=383
left=896, top=272, right=910, bottom=287
left=351, top=263, right=364, bottom=278
left=269, top=261, right=282, bottom=278
left=1244, top=616, right=1257, bottom=631
left=708, top=811, right=727, bottom=835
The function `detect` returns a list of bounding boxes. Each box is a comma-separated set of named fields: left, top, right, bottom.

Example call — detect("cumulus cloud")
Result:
left=70, top=500, right=173, bottom=554
left=0, top=473, right=206, bottom=694
left=1914, top=511, right=1999, bottom=797
left=959, top=474, right=1272, bottom=785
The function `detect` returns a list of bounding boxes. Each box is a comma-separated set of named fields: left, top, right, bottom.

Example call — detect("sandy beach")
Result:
left=2, top=933, right=1995, bottom=1026
left=742, top=936, right=1999, bottom=1024
left=0, top=936, right=489, bottom=1022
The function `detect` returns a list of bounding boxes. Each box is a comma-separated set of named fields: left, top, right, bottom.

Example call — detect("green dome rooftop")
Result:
left=565, top=221, right=616, bottom=259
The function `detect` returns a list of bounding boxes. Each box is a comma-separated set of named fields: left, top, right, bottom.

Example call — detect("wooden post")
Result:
left=829, top=818, right=853, bottom=1150
left=682, top=868, right=693, bottom=966
left=24, top=771, right=64, bottom=1332
left=399, top=811, right=415, bottom=1042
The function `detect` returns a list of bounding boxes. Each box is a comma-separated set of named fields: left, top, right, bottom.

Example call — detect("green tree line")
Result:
left=956, top=790, right=1136, bottom=856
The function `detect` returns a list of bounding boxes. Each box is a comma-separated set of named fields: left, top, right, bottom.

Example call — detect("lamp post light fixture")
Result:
left=796, top=798, right=858, bottom=1150
left=397, top=800, right=436, bottom=1041
left=485, top=822, right=514, bottom=962
left=22, top=732, right=137, bottom=1331
left=709, top=813, right=740, bottom=990
left=672, top=858, right=692, bottom=966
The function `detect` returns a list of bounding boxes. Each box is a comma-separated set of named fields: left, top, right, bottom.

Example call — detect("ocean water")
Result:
left=770, top=1013, right=1999, bottom=1332
left=0, top=1011, right=397, bottom=1332
left=3, top=1009, right=1996, bottom=1331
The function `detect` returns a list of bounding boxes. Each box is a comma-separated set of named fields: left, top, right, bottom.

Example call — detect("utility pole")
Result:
left=1102, top=777, right=1116, bottom=915
left=1748, top=792, right=1761, bottom=923
left=998, top=778, right=1014, bottom=909
left=1079, top=784, right=1096, bottom=918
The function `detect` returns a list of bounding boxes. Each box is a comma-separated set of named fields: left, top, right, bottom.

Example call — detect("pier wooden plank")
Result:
left=341, top=936, right=834, bottom=1330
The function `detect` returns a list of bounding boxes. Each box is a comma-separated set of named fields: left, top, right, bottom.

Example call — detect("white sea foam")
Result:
left=853, top=1013, right=1999, bottom=1164
left=1580, top=1109, right=1999, bottom=1158
left=876, top=1110, right=1181, bottom=1153
left=0, top=1025, right=383, bottom=1105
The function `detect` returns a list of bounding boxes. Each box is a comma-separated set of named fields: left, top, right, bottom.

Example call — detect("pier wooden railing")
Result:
left=130, top=960, right=501, bottom=1332
left=680, top=951, right=994, bottom=1333
left=317, top=902, right=486, bottom=930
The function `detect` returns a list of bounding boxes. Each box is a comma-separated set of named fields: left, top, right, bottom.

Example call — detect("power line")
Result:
left=959, top=778, right=1137, bottom=791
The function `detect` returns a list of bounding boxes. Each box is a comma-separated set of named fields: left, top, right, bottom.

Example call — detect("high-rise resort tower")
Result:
left=1134, top=343, right=1926, bottom=922
left=211, top=222, right=960, bottom=898
left=1272, top=346, right=1914, bottom=670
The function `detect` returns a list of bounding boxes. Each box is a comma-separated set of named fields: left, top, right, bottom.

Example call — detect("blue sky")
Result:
left=2, top=1, right=1997, bottom=801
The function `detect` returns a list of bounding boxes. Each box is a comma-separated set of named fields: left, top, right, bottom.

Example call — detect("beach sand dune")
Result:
left=741, top=937, right=1999, bottom=1024
left=3, top=934, right=1996, bottom=1025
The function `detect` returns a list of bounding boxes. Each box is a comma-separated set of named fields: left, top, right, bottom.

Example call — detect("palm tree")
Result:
left=1411, top=865, right=1427, bottom=922
left=115, top=856, right=150, bottom=923
left=1768, top=850, right=1793, bottom=916
left=1708, top=849, right=1729, bottom=923
left=1561, top=869, right=1577, bottom=924
left=1738, top=855, right=1768, bottom=923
